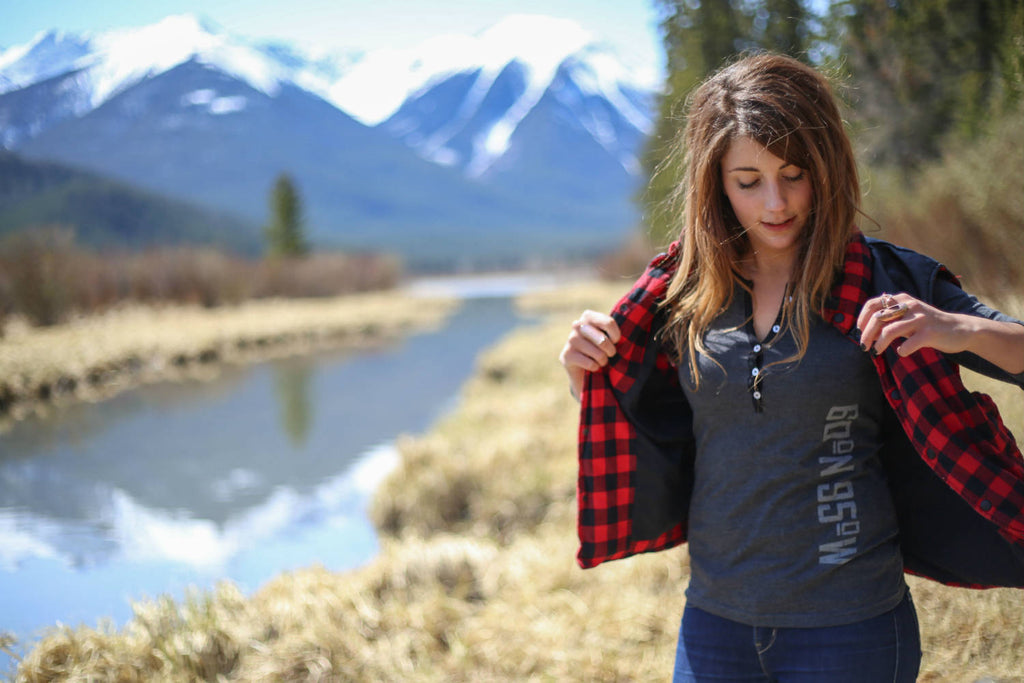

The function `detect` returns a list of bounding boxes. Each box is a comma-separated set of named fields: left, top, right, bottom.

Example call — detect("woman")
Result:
left=559, top=53, right=1024, bottom=682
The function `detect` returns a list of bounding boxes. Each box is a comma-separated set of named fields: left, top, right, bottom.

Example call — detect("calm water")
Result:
left=0, top=291, right=535, bottom=672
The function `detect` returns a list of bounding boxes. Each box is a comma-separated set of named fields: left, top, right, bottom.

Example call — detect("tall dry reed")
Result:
left=0, top=229, right=402, bottom=329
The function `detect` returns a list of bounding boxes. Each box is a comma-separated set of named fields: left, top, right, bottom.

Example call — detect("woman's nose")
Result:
left=764, top=182, right=786, bottom=211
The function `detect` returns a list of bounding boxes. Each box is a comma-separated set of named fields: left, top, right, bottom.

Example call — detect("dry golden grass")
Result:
left=0, top=292, right=456, bottom=427
left=10, top=281, right=1024, bottom=682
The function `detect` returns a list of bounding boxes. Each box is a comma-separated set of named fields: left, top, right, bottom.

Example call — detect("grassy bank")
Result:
left=0, top=291, right=456, bottom=428
left=8, top=281, right=1024, bottom=681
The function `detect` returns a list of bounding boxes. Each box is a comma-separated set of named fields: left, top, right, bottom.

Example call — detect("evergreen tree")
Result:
left=264, top=173, right=308, bottom=258
left=836, top=0, right=1022, bottom=170
left=757, top=0, right=812, bottom=56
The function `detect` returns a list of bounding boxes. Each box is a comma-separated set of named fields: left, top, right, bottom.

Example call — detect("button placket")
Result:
left=748, top=345, right=766, bottom=412
left=743, top=285, right=789, bottom=414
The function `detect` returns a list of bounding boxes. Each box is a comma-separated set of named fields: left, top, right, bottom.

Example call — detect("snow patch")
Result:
left=428, top=147, right=459, bottom=166
left=566, top=46, right=653, bottom=135
left=411, top=67, right=500, bottom=165
left=183, top=88, right=216, bottom=105
left=210, top=95, right=247, bottom=114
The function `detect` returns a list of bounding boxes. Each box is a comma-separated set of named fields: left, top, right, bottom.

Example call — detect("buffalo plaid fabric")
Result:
left=577, top=244, right=686, bottom=567
left=577, top=233, right=1024, bottom=571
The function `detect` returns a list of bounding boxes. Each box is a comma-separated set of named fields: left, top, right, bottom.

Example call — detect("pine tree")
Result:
left=836, top=0, right=1021, bottom=170
left=264, top=173, right=308, bottom=258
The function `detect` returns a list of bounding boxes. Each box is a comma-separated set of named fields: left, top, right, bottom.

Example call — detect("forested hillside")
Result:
left=642, top=0, right=1023, bottom=295
left=0, top=152, right=260, bottom=253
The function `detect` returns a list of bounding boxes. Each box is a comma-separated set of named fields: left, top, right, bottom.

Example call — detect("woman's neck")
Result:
left=741, top=252, right=797, bottom=340
left=739, top=249, right=798, bottom=287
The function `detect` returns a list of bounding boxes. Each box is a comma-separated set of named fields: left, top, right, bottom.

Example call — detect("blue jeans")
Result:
left=673, top=592, right=920, bottom=682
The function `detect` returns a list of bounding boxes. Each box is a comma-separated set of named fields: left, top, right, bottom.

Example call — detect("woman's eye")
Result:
left=738, top=178, right=759, bottom=189
left=784, top=171, right=805, bottom=183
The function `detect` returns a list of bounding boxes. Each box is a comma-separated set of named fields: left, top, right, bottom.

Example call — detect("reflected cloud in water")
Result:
left=0, top=443, right=397, bottom=572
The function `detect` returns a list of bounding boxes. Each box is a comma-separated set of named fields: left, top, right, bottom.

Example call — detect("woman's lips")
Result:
left=762, top=217, right=796, bottom=230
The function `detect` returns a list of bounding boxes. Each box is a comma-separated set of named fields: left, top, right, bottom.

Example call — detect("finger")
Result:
left=579, top=323, right=618, bottom=357
left=566, top=325, right=614, bottom=364
left=578, top=322, right=607, bottom=346
left=869, top=323, right=899, bottom=355
left=870, top=312, right=918, bottom=356
left=856, top=293, right=893, bottom=333
left=857, top=293, right=912, bottom=353
left=894, top=335, right=924, bottom=358
left=857, top=314, right=884, bottom=354
left=560, top=345, right=605, bottom=373
left=579, top=310, right=622, bottom=344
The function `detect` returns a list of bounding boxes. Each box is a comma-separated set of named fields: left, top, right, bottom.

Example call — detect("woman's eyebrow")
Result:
left=726, top=162, right=797, bottom=173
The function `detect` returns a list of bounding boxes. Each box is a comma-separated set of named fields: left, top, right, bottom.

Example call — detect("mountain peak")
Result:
left=474, top=14, right=592, bottom=71
left=328, top=14, right=606, bottom=127
left=77, top=13, right=324, bottom=106
left=0, top=29, right=93, bottom=95
left=93, top=13, right=223, bottom=57
left=477, top=14, right=591, bottom=47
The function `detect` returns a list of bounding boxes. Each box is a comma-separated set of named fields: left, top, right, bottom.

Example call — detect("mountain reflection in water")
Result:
left=0, top=294, right=529, bottom=666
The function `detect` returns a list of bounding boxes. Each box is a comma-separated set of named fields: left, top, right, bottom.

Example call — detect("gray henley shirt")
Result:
left=679, top=284, right=906, bottom=628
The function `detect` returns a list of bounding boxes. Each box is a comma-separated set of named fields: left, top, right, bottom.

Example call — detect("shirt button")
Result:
left=834, top=313, right=845, bottom=323
left=753, top=344, right=762, bottom=353
left=771, top=324, right=781, bottom=334
left=751, top=368, right=760, bottom=377
left=752, top=391, right=762, bottom=400
left=980, top=500, right=993, bottom=512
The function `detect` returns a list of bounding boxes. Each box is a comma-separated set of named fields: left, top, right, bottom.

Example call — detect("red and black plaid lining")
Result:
left=577, top=246, right=686, bottom=567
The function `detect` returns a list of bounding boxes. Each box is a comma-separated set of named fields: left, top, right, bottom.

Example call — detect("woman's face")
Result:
left=720, top=136, right=813, bottom=265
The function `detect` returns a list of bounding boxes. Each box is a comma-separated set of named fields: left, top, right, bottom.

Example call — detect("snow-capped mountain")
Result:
left=334, top=15, right=653, bottom=179
left=0, top=14, right=657, bottom=266
left=0, top=15, right=356, bottom=147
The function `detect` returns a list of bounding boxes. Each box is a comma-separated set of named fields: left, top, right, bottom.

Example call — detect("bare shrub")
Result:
left=861, top=103, right=1024, bottom=298
left=0, top=236, right=402, bottom=326
left=0, top=227, right=77, bottom=326
left=251, top=253, right=402, bottom=299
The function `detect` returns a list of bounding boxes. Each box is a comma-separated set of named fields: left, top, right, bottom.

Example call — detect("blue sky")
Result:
left=0, top=0, right=666, bottom=80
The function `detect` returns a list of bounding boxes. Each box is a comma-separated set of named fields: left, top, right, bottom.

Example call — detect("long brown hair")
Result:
left=659, top=53, right=860, bottom=385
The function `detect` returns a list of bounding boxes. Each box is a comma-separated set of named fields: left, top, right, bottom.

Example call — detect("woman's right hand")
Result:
left=558, top=310, right=621, bottom=402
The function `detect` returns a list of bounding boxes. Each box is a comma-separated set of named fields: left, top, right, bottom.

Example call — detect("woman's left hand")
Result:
left=857, top=293, right=1024, bottom=374
left=857, top=293, right=972, bottom=358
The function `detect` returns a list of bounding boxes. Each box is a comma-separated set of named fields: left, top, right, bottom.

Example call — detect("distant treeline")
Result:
left=0, top=228, right=401, bottom=331
left=643, top=0, right=1023, bottom=297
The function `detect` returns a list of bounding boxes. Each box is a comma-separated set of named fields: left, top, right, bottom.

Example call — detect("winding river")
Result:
left=0, top=280, right=545, bottom=671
